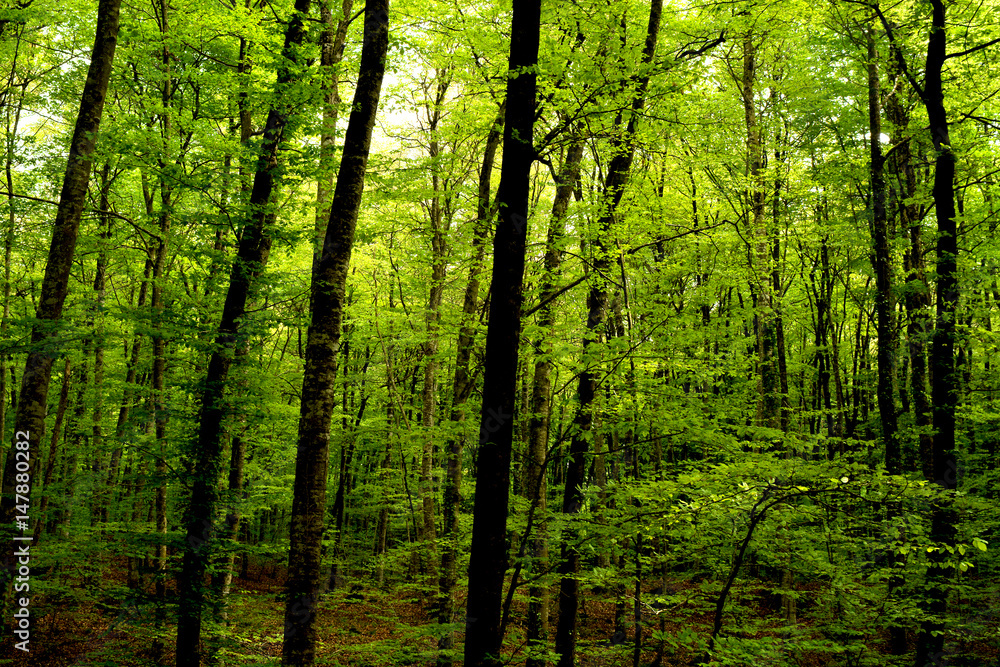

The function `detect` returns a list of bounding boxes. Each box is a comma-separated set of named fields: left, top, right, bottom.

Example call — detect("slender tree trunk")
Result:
left=525, top=133, right=585, bottom=667
left=885, top=45, right=931, bottom=477
left=1, top=71, right=25, bottom=458
left=463, top=0, right=540, bottom=664
left=739, top=31, right=780, bottom=431
left=314, top=0, right=353, bottom=268
left=150, top=5, right=174, bottom=657
left=554, top=4, right=661, bottom=665
left=866, top=27, right=899, bottom=474
left=175, top=2, right=317, bottom=664
left=89, top=165, right=113, bottom=524
left=282, top=2, right=388, bottom=663
left=915, top=1, right=959, bottom=662
left=419, top=73, right=451, bottom=569
left=437, top=104, right=503, bottom=667
left=313, top=3, right=353, bottom=594
left=328, top=340, right=369, bottom=591
left=0, top=0, right=121, bottom=622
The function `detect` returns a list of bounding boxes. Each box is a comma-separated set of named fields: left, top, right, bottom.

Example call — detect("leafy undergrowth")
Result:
left=5, top=558, right=999, bottom=667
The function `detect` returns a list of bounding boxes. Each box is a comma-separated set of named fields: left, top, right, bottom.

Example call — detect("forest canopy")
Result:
left=1, top=0, right=999, bottom=665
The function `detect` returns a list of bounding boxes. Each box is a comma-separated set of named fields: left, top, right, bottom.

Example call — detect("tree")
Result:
left=0, top=0, right=122, bottom=621
left=554, top=2, right=662, bottom=664
left=463, top=0, right=541, bottom=664
left=282, top=0, right=389, bottom=662
left=175, top=1, right=317, bottom=663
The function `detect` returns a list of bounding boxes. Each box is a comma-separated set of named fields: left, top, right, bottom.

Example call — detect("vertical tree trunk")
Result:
left=89, top=165, right=112, bottom=524
left=175, top=1, right=316, bottom=664
left=314, top=0, right=353, bottom=268
left=554, top=4, right=661, bottom=666
left=463, top=0, right=540, bottom=663
left=0, top=0, right=121, bottom=620
left=915, top=1, right=959, bottom=662
left=437, top=103, right=503, bottom=667
left=866, top=26, right=899, bottom=474
left=740, top=31, right=780, bottom=431
left=525, top=133, right=585, bottom=667
left=885, top=44, right=931, bottom=477
left=149, top=4, right=174, bottom=657
left=282, top=1, right=388, bottom=663
left=1, top=72, right=25, bottom=460
left=419, top=72, right=451, bottom=567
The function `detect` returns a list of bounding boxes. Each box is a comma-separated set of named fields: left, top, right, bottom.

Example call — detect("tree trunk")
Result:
left=282, top=1, right=388, bottom=663
left=525, top=132, right=585, bottom=667
left=463, top=0, right=540, bottom=664
left=1, top=71, right=26, bottom=465
left=740, top=31, right=780, bottom=431
left=915, top=1, right=959, bottom=662
left=437, top=103, right=503, bottom=667
left=866, top=26, right=899, bottom=474
left=554, top=3, right=661, bottom=665
left=0, top=0, right=121, bottom=622
left=420, top=72, right=451, bottom=568
left=175, top=1, right=317, bottom=664
left=314, top=0, right=353, bottom=269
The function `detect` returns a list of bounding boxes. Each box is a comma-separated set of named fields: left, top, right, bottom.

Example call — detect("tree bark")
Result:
left=463, top=0, right=541, bottom=664
left=554, top=3, right=661, bottom=665
left=525, top=132, right=585, bottom=667
left=0, top=0, right=121, bottom=621
left=175, top=1, right=316, bottom=664
left=866, top=26, right=899, bottom=474
left=282, top=1, right=388, bottom=663
left=916, top=1, right=959, bottom=663
left=438, top=103, right=503, bottom=667
left=740, top=31, right=779, bottom=431
left=419, top=72, right=452, bottom=567
left=314, top=0, right=353, bottom=269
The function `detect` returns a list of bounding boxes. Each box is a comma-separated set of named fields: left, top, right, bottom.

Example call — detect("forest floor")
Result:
left=4, top=555, right=998, bottom=666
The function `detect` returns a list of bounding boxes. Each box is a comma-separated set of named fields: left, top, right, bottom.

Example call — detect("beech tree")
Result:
left=464, top=0, right=540, bottom=664
left=2, top=0, right=999, bottom=665
left=0, top=0, right=122, bottom=621
left=282, top=0, right=388, bottom=663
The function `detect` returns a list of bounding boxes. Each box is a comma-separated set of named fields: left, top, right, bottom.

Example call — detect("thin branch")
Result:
left=946, top=36, right=1000, bottom=60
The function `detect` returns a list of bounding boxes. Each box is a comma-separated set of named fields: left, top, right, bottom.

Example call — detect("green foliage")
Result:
left=3, top=0, right=1000, bottom=664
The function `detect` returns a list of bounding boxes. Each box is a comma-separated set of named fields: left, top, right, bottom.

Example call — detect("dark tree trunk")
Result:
left=419, top=73, right=452, bottom=568
left=175, top=1, right=316, bottom=664
left=314, top=0, right=353, bottom=269
left=554, top=3, right=661, bottom=665
left=886, top=32, right=932, bottom=478
left=866, top=27, right=899, bottom=474
left=463, top=0, right=541, bottom=663
left=282, top=1, right=388, bottom=663
left=739, top=31, right=780, bottom=431
left=525, top=133, right=585, bottom=667
left=90, top=166, right=111, bottom=524
left=916, top=1, right=959, bottom=663
left=0, top=0, right=121, bottom=622
left=438, top=104, right=503, bottom=667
